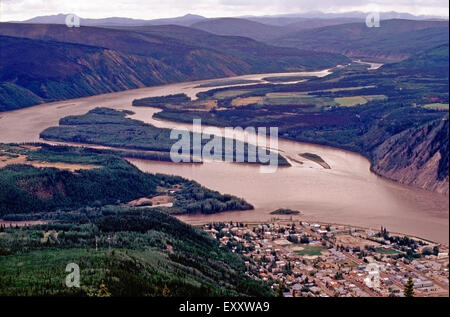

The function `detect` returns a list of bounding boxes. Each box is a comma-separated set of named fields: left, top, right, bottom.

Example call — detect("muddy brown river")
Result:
left=0, top=70, right=448, bottom=244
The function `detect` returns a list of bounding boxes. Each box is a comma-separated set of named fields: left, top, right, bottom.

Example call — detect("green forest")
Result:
left=0, top=144, right=253, bottom=217
left=0, top=208, right=272, bottom=296
left=40, top=107, right=289, bottom=166
left=0, top=144, right=269, bottom=296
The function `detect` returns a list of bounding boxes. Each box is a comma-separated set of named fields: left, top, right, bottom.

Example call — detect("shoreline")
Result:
left=182, top=216, right=448, bottom=247
left=0, top=215, right=446, bottom=248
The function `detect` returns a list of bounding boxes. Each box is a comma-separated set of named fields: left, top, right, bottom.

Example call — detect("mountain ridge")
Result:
left=13, top=13, right=208, bottom=27
left=12, top=11, right=448, bottom=27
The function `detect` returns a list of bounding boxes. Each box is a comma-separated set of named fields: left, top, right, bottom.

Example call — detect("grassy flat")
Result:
left=424, top=103, right=449, bottom=111
left=294, top=245, right=324, bottom=256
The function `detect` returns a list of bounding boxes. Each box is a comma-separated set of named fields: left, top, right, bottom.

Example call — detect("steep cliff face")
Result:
left=372, top=118, right=449, bottom=194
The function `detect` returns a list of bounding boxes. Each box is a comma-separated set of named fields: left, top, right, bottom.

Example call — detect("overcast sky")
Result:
left=1, top=0, right=448, bottom=22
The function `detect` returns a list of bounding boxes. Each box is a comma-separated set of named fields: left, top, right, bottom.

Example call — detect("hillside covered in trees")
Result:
left=0, top=144, right=253, bottom=217
left=0, top=144, right=268, bottom=296
left=0, top=207, right=271, bottom=296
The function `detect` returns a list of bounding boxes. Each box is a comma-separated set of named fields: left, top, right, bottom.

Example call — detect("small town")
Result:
left=203, top=220, right=450, bottom=297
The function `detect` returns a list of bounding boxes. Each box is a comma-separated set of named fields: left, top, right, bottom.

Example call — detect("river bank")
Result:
left=0, top=71, right=448, bottom=244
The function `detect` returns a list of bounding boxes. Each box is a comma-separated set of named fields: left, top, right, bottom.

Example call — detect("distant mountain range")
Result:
left=17, top=13, right=206, bottom=27
left=248, top=10, right=447, bottom=21
left=13, top=11, right=448, bottom=27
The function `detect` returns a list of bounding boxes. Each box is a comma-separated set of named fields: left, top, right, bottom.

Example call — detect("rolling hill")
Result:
left=190, top=17, right=285, bottom=41
left=190, top=17, right=363, bottom=41
left=114, top=24, right=348, bottom=68
left=380, top=43, right=449, bottom=75
left=272, top=19, right=449, bottom=61
left=245, top=16, right=361, bottom=27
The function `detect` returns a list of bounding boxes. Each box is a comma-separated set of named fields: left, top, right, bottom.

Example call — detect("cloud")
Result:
left=0, top=0, right=448, bottom=21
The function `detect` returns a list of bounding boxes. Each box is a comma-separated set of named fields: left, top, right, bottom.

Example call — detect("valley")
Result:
left=0, top=23, right=348, bottom=112
left=0, top=69, right=447, bottom=244
left=148, top=49, right=449, bottom=195
left=0, top=7, right=448, bottom=298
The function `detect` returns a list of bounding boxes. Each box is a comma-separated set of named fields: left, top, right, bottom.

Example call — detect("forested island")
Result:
left=40, top=108, right=289, bottom=167
left=270, top=209, right=301, bottom=215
